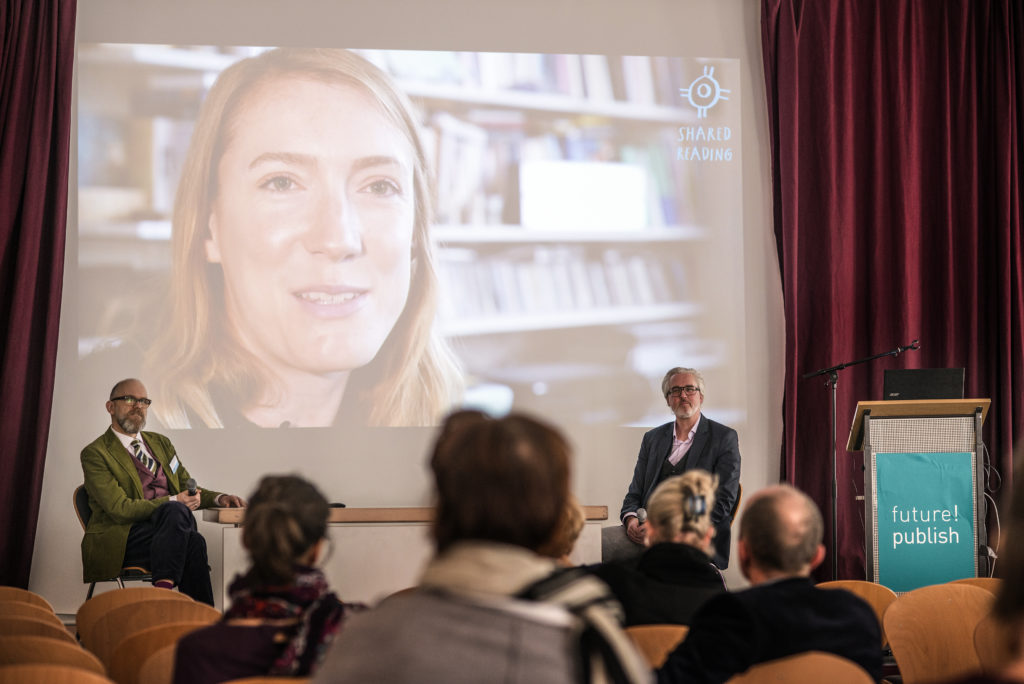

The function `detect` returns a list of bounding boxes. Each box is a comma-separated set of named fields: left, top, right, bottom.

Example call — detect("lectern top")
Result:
left=846, top=398, right=991, bottom=452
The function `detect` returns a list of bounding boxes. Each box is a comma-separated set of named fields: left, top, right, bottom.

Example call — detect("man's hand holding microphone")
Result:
left=626, top=507, right=648, bottom=545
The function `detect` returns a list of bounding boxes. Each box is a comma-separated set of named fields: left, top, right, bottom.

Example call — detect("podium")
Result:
left=848, top=399, right=991, bottom=592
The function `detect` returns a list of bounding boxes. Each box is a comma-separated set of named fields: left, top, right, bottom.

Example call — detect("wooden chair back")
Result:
left=816, top=579, right=897, bottom=647
left=0, top=600, right=66, bottom=626
left=974, top=614, right=1017, bottom=674
left=950, top=576, right=1002, bottom=595
left=624, top=624, right=689, bottom=668
left=0, top=616, right=77, bottom=643
left=0, top=636, right=106, bottom=675
left=135, top=644, right=175, bottom=684
left=730, top=483, right=743, bottom=525
left=222, top=678, right=311, bottom=683
left=92, top=600, right=219, bottom=666
left=0, top=587, right=54, bottom=612
left=108, top=622, right=209, bottom=684
left=0, top=663, right=114, bottom=683
left=724, top=651, right=874, bottom=683
left=77, top=588, right=191, bottom=652
left=883, top=583, right=994, bottom=684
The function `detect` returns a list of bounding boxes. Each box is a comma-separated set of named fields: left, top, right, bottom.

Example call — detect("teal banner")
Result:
left=875, top=451, right=975, bottom=592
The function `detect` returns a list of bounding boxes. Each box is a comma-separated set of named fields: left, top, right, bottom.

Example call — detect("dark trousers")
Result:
left=123, top=501, right=214, bottom=605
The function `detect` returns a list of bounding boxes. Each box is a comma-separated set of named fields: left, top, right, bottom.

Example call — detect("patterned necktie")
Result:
left=131, top=439, right=156, bottom=474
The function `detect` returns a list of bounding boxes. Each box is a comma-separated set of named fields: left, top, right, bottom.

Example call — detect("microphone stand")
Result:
left=802, top=339, right=919, bottom=580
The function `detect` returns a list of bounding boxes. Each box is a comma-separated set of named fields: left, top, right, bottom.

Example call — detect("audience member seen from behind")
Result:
left=142, top=47, right=461, bottom=429
left=590, top=471, right=726, bottom=626
left=537, top=494, right=586, bottom=566
left=942, top=448, right=1024, bottom=684
left=313, top=410, right=651, bottom=684
left=657, top=484, right=882, bottom=683
left=174, top=475, right=363, bottom=684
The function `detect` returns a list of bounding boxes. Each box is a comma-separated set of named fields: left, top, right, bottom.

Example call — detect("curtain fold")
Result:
left=0, top=0, right=77, bottom=587
left=762, top=0, right=1023, bottom=579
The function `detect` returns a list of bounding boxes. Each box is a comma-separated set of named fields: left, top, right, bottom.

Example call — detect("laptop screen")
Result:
left=882, top=368, right=965, bottom=400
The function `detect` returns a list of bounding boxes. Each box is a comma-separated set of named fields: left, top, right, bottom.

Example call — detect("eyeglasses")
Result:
left=666, top=385, right=701, bottom=398
left=111, top=396, right=152, bottom=407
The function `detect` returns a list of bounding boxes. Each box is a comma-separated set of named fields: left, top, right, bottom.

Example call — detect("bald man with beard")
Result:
left=80, top=378, right=245, bottom=604
left=657, top=484, right=882, bottom=683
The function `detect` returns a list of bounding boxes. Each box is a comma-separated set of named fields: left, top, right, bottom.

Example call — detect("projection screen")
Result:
left=31, top=0, right=780, bottom=613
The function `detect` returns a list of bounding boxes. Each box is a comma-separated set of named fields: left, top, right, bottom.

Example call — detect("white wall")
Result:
left=31, top=0, right=782, bottom=613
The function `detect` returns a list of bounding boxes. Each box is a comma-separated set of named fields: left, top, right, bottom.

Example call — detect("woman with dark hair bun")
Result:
left=174, top=475, right=362, bottom=684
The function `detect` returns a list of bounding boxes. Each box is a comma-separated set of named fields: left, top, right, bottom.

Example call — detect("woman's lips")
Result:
left=293, top=286, right=368, bottom=317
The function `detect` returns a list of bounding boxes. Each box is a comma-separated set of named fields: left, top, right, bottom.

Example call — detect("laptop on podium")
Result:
left=882, top=368, right=965, bottom=400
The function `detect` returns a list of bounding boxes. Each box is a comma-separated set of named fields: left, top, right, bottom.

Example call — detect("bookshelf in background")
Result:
left=76, top=45, right=728, bottom=424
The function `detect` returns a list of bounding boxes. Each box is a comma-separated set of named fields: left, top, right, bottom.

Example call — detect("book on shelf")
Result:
left=651, top=56, right=687, bottom=107
left=384, top=50, right=465, bottom=84
left=430, top=112, right=489, bottom=225
left=621, top=56, right=657, bottom=106
left=435, top=245, right=691, bottom=324
left=551, top=54, right=586, bottom=99
left=476, top=52, right=517, bottom=92
left=149, top=117, right=195, bottom=215
left=580, top=54, right=615, bottom=102
left=361, top=48, right=693, bottom=111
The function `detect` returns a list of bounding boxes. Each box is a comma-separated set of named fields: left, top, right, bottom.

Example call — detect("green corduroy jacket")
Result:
left=80, top=427, right=223, bottom=583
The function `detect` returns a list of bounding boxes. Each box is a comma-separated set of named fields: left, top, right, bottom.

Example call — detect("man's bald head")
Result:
left=106, top=378, right=149, bottom=435
left=110, top=378, right=145, bottom=400
left=739, top=484, right=824, bottom=576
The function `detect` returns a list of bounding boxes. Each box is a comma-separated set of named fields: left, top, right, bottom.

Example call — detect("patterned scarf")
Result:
left=225, top=565, right=363, bottom=676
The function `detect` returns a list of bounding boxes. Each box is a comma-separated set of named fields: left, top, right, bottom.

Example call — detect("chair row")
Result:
left=6, top=577, right=1007, bottom=684
left=0, top=587, right=108, bottom=681
left=624, top=577, right=1004, bottom=684
left=0, top=665, right=309, bottom=684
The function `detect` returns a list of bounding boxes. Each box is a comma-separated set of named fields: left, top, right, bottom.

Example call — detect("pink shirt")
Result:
left=667, top=419, right=700, bottom=466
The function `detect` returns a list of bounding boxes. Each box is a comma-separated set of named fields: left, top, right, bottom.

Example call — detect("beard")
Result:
left=674, top=403, right=700, bottom=419
left=116, top=411, right=146, bottom=434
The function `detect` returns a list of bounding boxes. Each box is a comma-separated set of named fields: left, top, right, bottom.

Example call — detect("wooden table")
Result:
left=203, top=505, right=608, bottom=607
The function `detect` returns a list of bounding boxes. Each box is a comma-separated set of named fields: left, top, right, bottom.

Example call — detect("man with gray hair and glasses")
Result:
left=656, top=484, right=881, bottom=683
left=80, top=378, right=246, bottom=604
left=604, top=366, right=740, bottom=569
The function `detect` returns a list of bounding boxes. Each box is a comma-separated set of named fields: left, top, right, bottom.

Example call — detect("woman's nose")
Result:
left=304, top=190, right=364, bottom=260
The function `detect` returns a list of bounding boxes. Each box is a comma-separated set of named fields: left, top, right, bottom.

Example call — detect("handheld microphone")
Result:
left=186, top=478, right=197, bottom=496
left=637, top=507, right=648, bottom=524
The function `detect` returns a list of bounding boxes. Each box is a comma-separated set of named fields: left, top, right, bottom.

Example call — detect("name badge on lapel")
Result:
left=169, top=456, right=180, bottom=474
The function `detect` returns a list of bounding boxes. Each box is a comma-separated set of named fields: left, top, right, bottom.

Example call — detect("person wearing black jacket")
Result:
left=591, top=470, right=725, bottom=626
left=657, top=484, right=882, bottom=683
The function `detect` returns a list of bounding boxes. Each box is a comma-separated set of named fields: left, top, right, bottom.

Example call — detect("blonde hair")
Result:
left=144, top=48, right=461, bottom=427
left=647, top=470, right=717, bottom=549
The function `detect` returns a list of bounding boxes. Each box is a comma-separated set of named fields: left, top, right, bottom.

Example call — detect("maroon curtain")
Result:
left=0, top=0, right=77, bottom=587
left=762, top=0, right=1024, bottom=579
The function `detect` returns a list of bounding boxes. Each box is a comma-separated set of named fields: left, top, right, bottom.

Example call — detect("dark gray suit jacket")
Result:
left=619, top=415, right=741, bottom=568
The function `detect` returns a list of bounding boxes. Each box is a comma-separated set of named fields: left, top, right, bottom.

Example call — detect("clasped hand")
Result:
left=626, top=516, right=647, bottom=544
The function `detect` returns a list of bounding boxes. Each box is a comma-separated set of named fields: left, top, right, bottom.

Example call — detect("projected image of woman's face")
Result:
left=205, top=76, right=415, bottom=386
